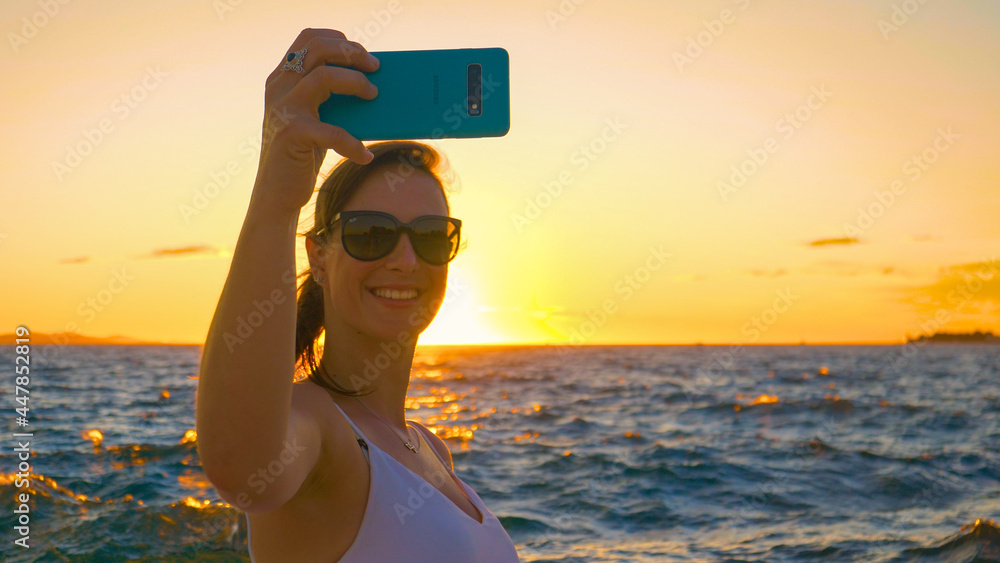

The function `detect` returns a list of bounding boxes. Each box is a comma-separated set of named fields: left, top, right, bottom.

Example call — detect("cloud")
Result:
left=58, top=246, right=229, bottom=264
left=139, top=245, right=228, bottom=260
left=59, top=256, right=90, bottom=264
left=904, top=257, right=1000, bottom=316
left=743, top=263, right=898, bottom=278
left=808, top=237, right=859, bottom=247
left=944, top=260, right=1000, bottom=279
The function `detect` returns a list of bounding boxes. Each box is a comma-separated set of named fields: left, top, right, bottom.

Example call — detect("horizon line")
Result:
left=0, top=337, right=944, bottom=347
left=4, top=331, right=997, bottom=347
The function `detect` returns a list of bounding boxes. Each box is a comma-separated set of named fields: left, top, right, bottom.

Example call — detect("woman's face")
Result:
left=309, top=168, right=452, bottom=343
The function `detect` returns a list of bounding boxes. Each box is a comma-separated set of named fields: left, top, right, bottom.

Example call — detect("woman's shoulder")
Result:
left=286, top=380, right=368, bottom=496
left=289, top=380, right=360, bottom=474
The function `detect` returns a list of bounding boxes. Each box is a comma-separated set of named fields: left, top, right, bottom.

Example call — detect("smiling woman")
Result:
left=194, top=27, right=519, bottom=563
left=295, top=140, right=460, bottom=394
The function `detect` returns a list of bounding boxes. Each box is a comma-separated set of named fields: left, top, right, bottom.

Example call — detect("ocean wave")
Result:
left=898, top=519, right=1000, bottom=562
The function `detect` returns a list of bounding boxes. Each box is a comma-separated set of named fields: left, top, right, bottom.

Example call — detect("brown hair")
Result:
left=293, top=141, right=453, bottom=396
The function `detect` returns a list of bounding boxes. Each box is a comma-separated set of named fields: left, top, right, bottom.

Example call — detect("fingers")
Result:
left=266, top=28, right=348, bottom=85
left=300, top=37, right=380, bottom=75
left=264, top=33, right=380, bottom=119
left=261, top=28, right=377, bottom=167
left=294, top=118, right=373, bottom=166
left=267, top=37, right=379, bottom=91
left=286, top=64, right=378, bottom=110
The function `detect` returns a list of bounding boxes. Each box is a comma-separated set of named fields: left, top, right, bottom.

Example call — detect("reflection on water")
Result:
left=0, top=344, right=998, bottom=561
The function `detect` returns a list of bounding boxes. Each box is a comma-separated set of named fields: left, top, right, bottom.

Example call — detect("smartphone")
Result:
left=317, top=47, right=510, bottom=141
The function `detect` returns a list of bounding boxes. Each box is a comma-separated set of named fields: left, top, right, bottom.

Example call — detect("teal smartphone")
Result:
left=317, top=47, right=510, bottom=141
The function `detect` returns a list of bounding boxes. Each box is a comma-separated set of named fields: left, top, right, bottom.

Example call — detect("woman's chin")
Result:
left=366, top=319, right=425, bottom=345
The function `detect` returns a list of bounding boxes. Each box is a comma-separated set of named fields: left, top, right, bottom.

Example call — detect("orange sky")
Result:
left=2, top=0, right=999, bottom=345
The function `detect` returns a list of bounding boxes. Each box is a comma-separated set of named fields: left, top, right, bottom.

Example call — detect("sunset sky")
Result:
left=2, top=0, right=999, bottom=345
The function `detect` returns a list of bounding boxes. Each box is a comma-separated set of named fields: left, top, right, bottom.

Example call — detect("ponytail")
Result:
left=293, top=269, right=369, bottom=396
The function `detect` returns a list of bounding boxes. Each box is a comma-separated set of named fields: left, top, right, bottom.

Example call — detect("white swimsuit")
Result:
left=246, top=400, right=520, bottom=562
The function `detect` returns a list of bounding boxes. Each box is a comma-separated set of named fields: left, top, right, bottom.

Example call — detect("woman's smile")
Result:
left=367, top=285, right=423, bottom=307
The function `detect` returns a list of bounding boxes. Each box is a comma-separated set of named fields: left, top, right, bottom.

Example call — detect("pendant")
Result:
left=405, top=441, right=417, bottom=452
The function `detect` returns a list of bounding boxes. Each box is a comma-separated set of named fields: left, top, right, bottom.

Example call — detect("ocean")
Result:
left=1, top=343, right=998, bottom=562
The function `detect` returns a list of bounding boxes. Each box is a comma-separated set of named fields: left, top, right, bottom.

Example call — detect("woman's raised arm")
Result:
left=194, top=28, right=378, bottom=509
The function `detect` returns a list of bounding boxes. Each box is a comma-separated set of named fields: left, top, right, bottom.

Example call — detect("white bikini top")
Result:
left=246, top=400, right=521, bottom=562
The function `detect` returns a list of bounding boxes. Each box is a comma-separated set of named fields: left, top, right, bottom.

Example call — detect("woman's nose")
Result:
left=385, top=232, right=419, bottom=270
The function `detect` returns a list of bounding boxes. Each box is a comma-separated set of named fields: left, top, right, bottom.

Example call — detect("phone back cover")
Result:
left=318, top=47, right=510, bottom=141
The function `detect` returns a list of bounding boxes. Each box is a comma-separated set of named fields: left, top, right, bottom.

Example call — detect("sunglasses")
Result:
left=315, top=210, right=462, bottom=265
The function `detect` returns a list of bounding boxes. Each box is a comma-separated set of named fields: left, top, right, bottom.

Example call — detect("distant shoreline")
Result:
left=0, top=332, right=192, bottom=346
left=904, top=330, right=1000, bottom=344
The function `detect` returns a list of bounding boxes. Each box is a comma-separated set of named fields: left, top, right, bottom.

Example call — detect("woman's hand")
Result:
left=250, top=28, right=380, bottom=215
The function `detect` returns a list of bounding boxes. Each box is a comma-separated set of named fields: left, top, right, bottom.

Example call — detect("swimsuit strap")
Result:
left=329, top=401, right=371, bottom=467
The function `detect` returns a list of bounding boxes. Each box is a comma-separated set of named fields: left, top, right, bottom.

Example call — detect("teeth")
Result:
left=373, top=288, right=418, bottom=300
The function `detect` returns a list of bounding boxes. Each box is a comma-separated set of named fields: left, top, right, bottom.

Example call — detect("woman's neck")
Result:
left=317, top=327, right=417, bottom=428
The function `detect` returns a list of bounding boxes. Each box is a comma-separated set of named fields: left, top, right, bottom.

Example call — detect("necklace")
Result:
left=353, top=396, right=419, bottom=453
left=315, top=361, right=419, bottom=454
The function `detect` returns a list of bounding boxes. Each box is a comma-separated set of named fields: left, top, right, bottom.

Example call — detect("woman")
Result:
left=195, top=28, right=520, bottom=562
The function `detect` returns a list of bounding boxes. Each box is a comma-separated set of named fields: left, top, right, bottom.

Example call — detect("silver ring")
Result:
left=282, top=47, right=307, bottom=74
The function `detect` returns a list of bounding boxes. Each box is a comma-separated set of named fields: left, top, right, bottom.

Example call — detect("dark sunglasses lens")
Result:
left=412, top=218, right=459, bottom=265
left=340, top=214, right=459, bottom=264
left=343, top=215, right=397, bottom=260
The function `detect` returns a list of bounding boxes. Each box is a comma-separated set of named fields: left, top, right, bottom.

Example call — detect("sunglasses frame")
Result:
left=315, top=210, right=462, bottom=265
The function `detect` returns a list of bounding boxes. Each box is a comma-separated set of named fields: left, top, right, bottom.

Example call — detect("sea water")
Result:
left=0, top=344, right=997, bottom=562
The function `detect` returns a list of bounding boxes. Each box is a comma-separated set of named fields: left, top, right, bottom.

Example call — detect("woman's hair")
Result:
left=293, top=141, right=453, bottom=396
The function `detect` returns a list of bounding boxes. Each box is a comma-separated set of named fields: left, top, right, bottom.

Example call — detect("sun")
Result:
left=417, top=268, right=507, bottom=345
